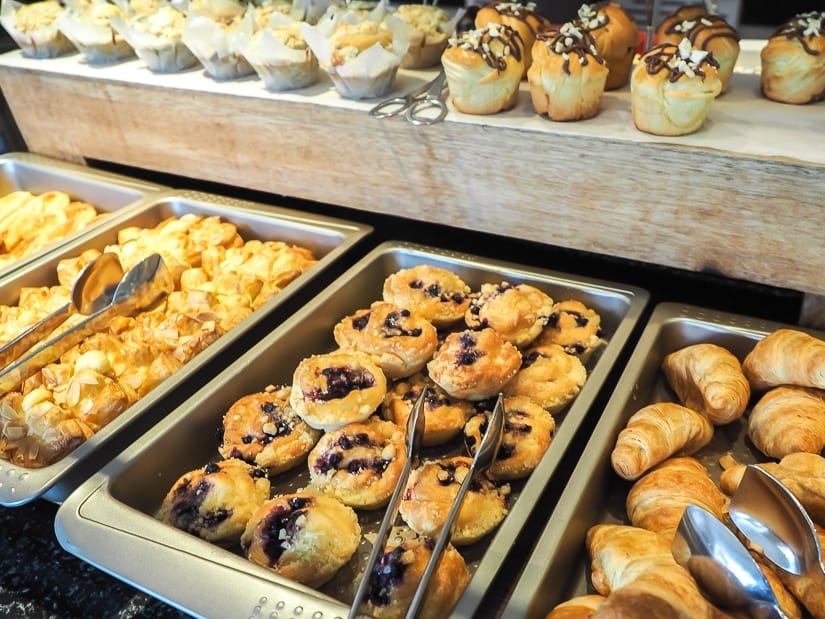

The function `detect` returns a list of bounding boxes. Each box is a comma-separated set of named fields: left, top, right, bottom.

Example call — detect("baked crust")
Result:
left=504, top=343, right=587, bottom=413
left=382, top=264, right=471, bottom=328
left=761, top=12, right=825, bottom=105
left=464, top=281, right=554, bottom=346
left=575, top=1, right=639, bottom=90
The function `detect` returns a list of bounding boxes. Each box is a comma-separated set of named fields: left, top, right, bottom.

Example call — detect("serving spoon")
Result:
left=0, top=252, right=124, bottom=370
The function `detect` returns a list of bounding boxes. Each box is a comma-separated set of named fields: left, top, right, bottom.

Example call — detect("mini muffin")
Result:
left=465, top=395, right=555, bottom=480
left=333, top=301, right=438, bottom=379
left=218, top=385, right=321, bottom=475
left=241, top=492, right=361, bottom=588
left=157, top=458, right=270, bottom=544
left=427, top=328, right=522, bottom=401
left=382, top=265, right=471, bottom=328
left=656, top=12, right=740, bottom=94
left=181, top=3, right=255, bottom=80
left=381, top=372, right=474, bottom=446
left=575, top=1, right=639, bottom=90
left=362, top=536, right=470, bottom=619
left=474, top=0, right=552, bottom=76
left=503, top=344, right=587, bottom=413
left=761, top=12, right=825, bottom=105
left=306, top=417, right=406, bottom=509
left=441, top=22, right=525, bottom=115
left=241, top=20, right=319, bottom=91
left=631, top=38, right=722, bottom=136
left=533, top=299, right=604, bottom=362
left=399, top=455, right=510, bottom=545
left=1, top=0, right=75, bottom=58
left=392, top=3, right=453, bottom=69
left=464, top=281, right=553, bottom=347
left=110, top=4, right=199, bottom=73
left=290, top=349, right=388, bottom=431
left=55, top=0, right=135, bottom=64
left=528, top=22, right=609, bottom=121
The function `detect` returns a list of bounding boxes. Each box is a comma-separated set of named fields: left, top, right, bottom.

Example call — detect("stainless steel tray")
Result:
left=502, top=302, right=824, bottom=619
left=54, top=241, right=648, bottom=619
left=0, top=189, right=371, bottom=506
left=0, top=152, right=165, bottom=279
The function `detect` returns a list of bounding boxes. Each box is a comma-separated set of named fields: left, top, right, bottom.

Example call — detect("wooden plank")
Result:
left=0, top=55, right=823, bottom=301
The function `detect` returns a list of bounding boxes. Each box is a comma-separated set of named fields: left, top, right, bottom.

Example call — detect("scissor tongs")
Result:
left=369, top=70, right=449, bottom=126
left=349, top=389, right=504, bottom=619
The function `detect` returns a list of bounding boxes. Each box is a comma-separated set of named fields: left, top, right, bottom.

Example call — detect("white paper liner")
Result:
left=110, top=8, right=199, bottom=73
left=0, top=0, right=76, bottom=58
left=301, top=9, right=409, bottom=99
left=55, top=4, right=135, bottom=64
left=238, top=14, right=318, bottom=91
left=392, top=4, right=463, bottom=69
left=181, top=4, right=254, bottom=80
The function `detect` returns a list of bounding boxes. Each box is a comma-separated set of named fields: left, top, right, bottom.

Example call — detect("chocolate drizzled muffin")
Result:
left=441, top=22, right=526, bottom=114
left=465, top=395, right=555, bottom=480
left=464, top=281, right=554, bottom=346
left=382, top=265, right=471, bottom=328
left=528, top=22, right=609, bottom=120
left=761, top=12, right=825, bottom=104
left=290, top=350, right=388, bottom=431
left=575, top=1, right=639, bottom=89
left=533, top=299, right=604, bottom=363
left=399, top=455, right=510, bottom=545
left=362, top=536, right=470, bottom=619
left=426, top=328, right=522, bottom=401
left=306, top=417, right=406, bottom=509
left=333, top=301, right=438, bottom=379
left=158, top=458, right=270, bottom=544
left=474, top=1, right=551, bottom=75
left=218, top=385, right=321, bottom=475
left=503, top=343, right=587, bottom=413
left=382, top=372, right=474, bottom=446
left=241, top=492, right=360, bottom=588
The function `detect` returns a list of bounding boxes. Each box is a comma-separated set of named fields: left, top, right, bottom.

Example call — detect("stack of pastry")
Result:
left=761, top=11, right=825, bottom=105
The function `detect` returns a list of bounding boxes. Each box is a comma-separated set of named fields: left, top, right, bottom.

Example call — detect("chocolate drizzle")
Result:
left=664, top=15, right=741, bottom=47
left=447, top=22, right=524, bottom=71
left=772, top=11, right=824, bottom=56
left=537, top=22, right=604, bottom=74
left=642, top=39, right=719, bottom=82
left=482, top=1, right=550, bottom=36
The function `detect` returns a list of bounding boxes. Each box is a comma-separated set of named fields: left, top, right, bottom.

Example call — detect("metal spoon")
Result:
left=729, top=466, right=825, bottom=606
left=0, top=253, right=174, bottom=394
left=672, top=504, right=787, bottom=619
left=0, top=252, right=124, bottom=370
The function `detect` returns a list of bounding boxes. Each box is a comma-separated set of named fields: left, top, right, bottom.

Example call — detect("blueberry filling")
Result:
left=408, top=279, right=465, bottom=304
left=522, top=350, right=542, bottom=368
left=204, top=462, right=221, bottom=474
left=564, top=343, right=586, bottom=355
left=170, top=477, right=231, bottom=533
left=368, top=545, right=408, bottom=606
left=456, top=332, right=483, bottom=366
left=257, top=497, right=314, bottom=564
left=307, top=367, right=375, bottom=401
left=352, top=312, right=370, bottom=331
left=336, top=432, right=372, bottom=450
left=381, top=310, right=422, bottom=338
left=435, top=462, right=483, bottom=492
left=314, top=451, right=343, bottom=473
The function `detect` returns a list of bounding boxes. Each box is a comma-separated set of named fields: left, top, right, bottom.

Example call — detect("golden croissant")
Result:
left=626, top=456, right=728, bottom=540
left=743, top=328, right=825, bottom=390
left=545, top=594, right=606, bottom=619
left=610, top=402, right=714, bottom=481
left=661, top=342, right=750, bottom=425
left=748, top=386, right=825, bottom=459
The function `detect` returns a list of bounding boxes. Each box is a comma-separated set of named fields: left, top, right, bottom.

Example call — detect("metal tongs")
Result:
left=349, top=389, right=504, bottom=619
left=0, top=253, right=174, bottom=395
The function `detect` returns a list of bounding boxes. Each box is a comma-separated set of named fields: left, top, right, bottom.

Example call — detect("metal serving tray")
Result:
left=0, top=152, right=165, bottom=278
left=54, top=241, right=648, bottom=619
left=502, top=302, right=825, bottom=619
left=0, top=189, right=371, bottom=506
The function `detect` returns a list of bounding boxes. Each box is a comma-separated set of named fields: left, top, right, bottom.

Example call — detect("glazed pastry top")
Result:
left=642, top=38, right=720, bottom=82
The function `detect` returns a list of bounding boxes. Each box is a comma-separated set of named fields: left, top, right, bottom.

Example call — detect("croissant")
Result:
left=661, top=343, right=750, bottom=425
left=743, top=328, right=825, bottom=390
left=719, top=452, right=825, bottom=527
left=585, top=524, right=729, bottom=618
left=545, top=594, right=606, bottom=619
left=626, top=457, right=728, bottom=540
left=749, top=552, right=804, bottom=619
left=748, top=386, right=825, bottom=459
left=610, top=403, right=714, bottom=481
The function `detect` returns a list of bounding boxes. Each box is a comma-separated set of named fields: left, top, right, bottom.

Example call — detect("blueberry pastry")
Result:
left=290, top=350, right=388, bottom=431
left=503, top=343, right=587, bottom=413
left=333, top=301, right=438, bottom=379
left=362, top=536, right=470, bottom=619
left=399, top=456, right=510, bottom=545
left=426, top=328, right=522, bottom=401
left=241, top=492, right=360, bottom=588
left=218, top=385, right=321, bottom=475
left=382, top=265, right=471, bottom=328
left=381, top=373, right=473, bottom=446
left=307, top=417, right=406, bottom=509
left=464, top=281, right=554, bottom=347
left=157, top=458, right=270, bottom=544
left=533, top=299, right=604, bottom=363
left=465, top=395, right=555, bottom=480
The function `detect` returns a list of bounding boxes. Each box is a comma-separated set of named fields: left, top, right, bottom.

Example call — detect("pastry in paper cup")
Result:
left=55, top=0, right=135, bottom=64
left=301, top=12, right=409, bottom=99
left=390, top=3, right=462, bottom=69
left=239, top=16, right=319, bottom=90
left=181, top=2, right=255, bottom=80
left=110, top=5, right=199, bottom=72
left=0, top=0, right=76, bottom=58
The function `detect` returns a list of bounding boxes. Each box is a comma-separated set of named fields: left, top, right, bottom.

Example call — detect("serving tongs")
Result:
left=349, top=389, right=505, bottom=619
left=0, top=253, right=174, bottom=395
